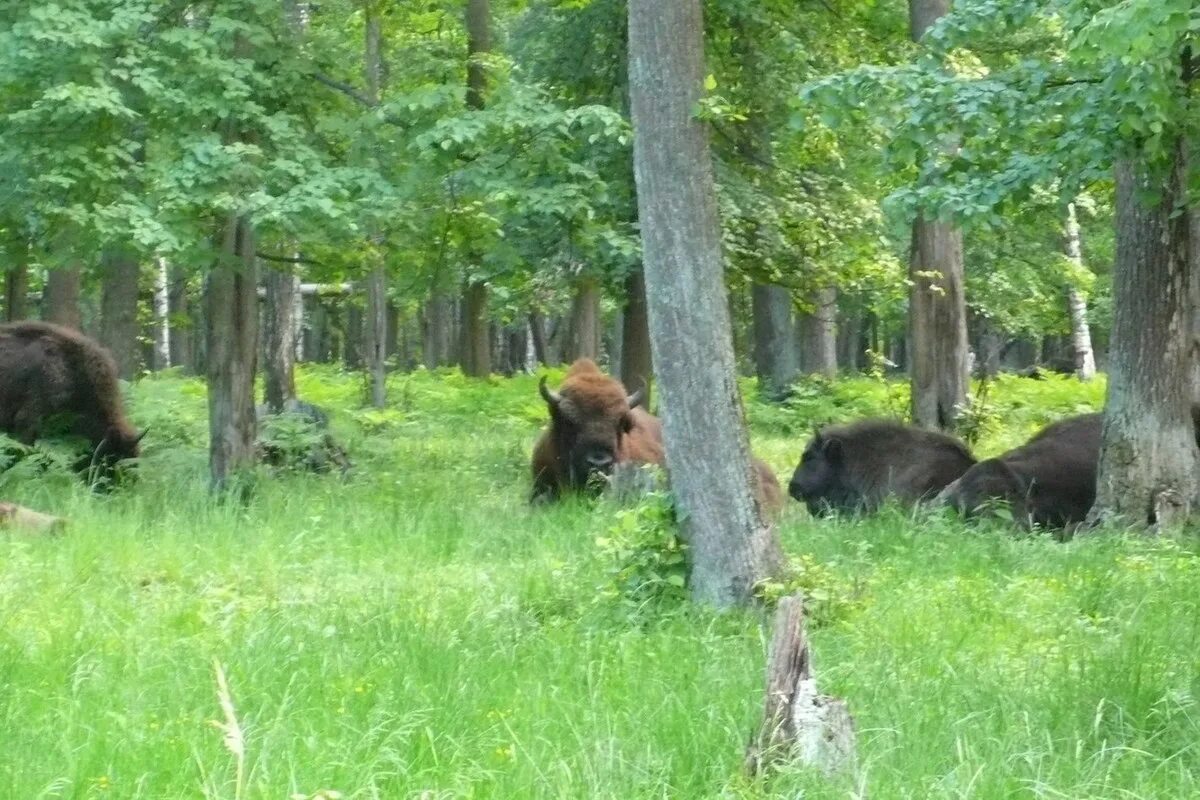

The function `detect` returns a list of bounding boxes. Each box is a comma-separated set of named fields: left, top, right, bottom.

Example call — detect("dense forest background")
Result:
left=0, top=0, right=1116, bottom=395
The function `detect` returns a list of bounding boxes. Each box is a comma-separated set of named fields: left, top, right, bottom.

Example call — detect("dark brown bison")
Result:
left=936, top=413, right=1102, bottom=529
left=531, top=359, right=783, bottom=516
left=788, top=419, right=976, bottom=516
left=0, top=321, right=144, bottom=483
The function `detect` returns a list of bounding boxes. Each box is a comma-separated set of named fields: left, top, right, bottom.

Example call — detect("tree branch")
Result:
left=256, top=251, right=327, bottom=268
left=312, top=71, right=377, bottom=108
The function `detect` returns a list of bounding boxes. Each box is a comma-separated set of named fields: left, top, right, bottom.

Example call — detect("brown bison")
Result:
left=789, top=419, right=975, bottom=516
left=531, top=359, right=783, bottom=515
left=0, top=321, right=144, bottom=483
left=936, top=413, right=1102, bottom=529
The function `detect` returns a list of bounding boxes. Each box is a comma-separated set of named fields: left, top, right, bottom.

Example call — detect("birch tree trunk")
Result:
left=1089, top=150, right=1200, bottom=528
left=205, top=214, right=259, bottom=492
left=1062, top=202, right=1097, bottom=381
left=629, top=0, right=783, bottom=607
left=152, top=257, right=170, bottom=369
left=263, top=268, right=299, bottom=412
left=908, top=0, right=968, bottom=431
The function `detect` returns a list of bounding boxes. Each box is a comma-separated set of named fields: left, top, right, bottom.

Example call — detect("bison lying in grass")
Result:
left=531, top=359, right=783, bottom=515
left=0, top=321, right=143, bottom=485
left=788, top=419, right=975, bottom=516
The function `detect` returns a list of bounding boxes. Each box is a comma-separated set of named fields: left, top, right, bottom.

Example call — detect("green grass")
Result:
left=5, top=366, right=1200, bottom=799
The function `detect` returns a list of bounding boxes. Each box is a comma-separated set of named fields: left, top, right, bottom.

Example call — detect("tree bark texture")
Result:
left=205, top=216, right=259, bottom=492
left=909, top=217, right=969, bottom=430
left=168, top=267, right=194, bottom=372
left=100, top=247, right=142, bottom=379
left=568, top=276, right=602, bottom=362
left=529, top=311, right=551, bottom=366
left=752, top=284, right=799, bottom=400
left=460, top=281, right=491, bottom=376
left=152, top=257, right=170, bottom=369
left=423, top=291, right=456, bottom=367
left=1062, top=202, right=1097, bottom=381
left=798, top=287, right=838, bottom=378
left=43, top=266, right=82, bottom=329
left=1090, top=154, right=1200, bottom=528
left=629, top=0, right=783, bottom=607
left=908, top=0, right=968, bottom=431
left=263, top=269, right=299, bottom=412
left=745, top=595, right=856, bottom=777
left=621, top=269, right=654, bottom=404
left=4, top=263, right=29, bottom=322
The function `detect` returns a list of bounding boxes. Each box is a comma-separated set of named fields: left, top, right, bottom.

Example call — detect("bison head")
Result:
left=936, top=458, right=1030, bottom=526
left=540, top=373, right=644, bottom=489
left=788, top=427, right=856, bottom=516
left=79, top=426, right=146, bottom=488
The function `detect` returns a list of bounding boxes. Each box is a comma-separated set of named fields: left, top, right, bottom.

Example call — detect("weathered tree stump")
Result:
left=0, top=503, right=66, bottom=535
left=745, top=594, right=856, bottom=777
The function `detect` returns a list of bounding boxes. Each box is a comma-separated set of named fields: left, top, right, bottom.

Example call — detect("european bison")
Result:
left=936, top=413, right=1102, bottom=529
left=788, top=419, right=975, bottom=516
left=531, top=359, right=784, bottom=515
left=0, top=321, right=143, bottom=483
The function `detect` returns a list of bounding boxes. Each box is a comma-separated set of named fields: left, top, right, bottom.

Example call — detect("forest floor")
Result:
left=5, top=367, right=1200, bottom=799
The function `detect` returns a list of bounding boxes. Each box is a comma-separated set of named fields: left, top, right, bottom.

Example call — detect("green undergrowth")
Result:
left=6, top=366, right=1200, bottom=799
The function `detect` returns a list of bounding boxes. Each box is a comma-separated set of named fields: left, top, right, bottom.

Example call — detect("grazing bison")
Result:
left=936, top=413, right=1102, bottom=529
left=0, top=321, right=143, bottom=483
left=531, top=359, right=784, bottom=516
left=788, top=419, right=975, bottom=516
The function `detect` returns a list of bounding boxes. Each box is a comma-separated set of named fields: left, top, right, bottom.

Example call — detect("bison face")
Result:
left=78, top=427, right=146, bottom=488
left=540, top=376, right=643, bottom=490
left=788, top=429, right=853, bottom=516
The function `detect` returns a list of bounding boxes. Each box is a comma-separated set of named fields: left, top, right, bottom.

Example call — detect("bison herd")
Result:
left=0, top=321, right=1178, bottom=533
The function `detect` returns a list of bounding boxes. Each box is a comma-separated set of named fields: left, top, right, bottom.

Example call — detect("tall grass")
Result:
left=4, top=366, right=1199, bottom=799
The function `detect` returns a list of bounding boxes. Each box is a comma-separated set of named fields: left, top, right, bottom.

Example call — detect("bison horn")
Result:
left=626, top=386, right=645, bottom=409
left=539, top=376, right=563, bottom=411
left=134, top=428, right=149, bottom=445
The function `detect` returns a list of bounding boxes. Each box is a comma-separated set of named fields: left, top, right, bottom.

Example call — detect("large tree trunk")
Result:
left=4, top=263, right=29, bottom=321
left=752, top=284, right=799, bottom=400
left=908, top=0, right=968, bottom=431
left=43, top=266, right=82, bottom=329
left=798, top=287, right=838, bottom=378
left=460, top=281, right=491, bottom=376
left=423, top=291, right=455, bottom=367
left=100, top=247, right=141, bottom=379
left=629, top=0, right=783, bottom=607
left=1062, top=202, right=1097, bottom=381
left=151, top=257, right=170, bottom=370
left=1089, top=152, right=1200, bottom=528
left=529, top=311, right=551, bottom=366
left=362, top=1, right=388, bottom=407
left=458, top=0, right=492, bottom=379
left=263, top=268, right=299, bottom=412
left=568, top=276, right=601, bottom=361
left=620, top=269, right=654, bottom=403
left=205, top=216, right=259, bottom=492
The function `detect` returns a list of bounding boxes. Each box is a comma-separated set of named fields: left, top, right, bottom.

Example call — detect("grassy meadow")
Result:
left=6, top=367, right=1200, bottom=799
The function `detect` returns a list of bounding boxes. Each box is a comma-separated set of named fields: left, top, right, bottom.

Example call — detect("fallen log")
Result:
left=745, top=594, right=856, bottom=778
left=0, top=503, right=67, bottom=535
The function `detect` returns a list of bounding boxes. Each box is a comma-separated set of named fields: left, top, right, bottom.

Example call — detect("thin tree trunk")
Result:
left=798, top=287, right=838, bottom=378
left=263, top=268, right=299, bottom=412
left=836, top=303, right=861, bottom=373
left=908, top=0, right=968, bottom=431
left=100, top=247, right=141, bottom=379
left=43, top=266, right=82, bottom=329
left=344, top=302, right=364, bottom=369
left=168, top=267, right=193, bottom=372
left=205, top=215, right=259, bottom=492
left=629, top=0, right=783, bottom=607
left=568, top=276, right=602, bottom=361
left=529, top=311, right=550, bottom=366
left=152, top=257, right=170, bottom=369
left=752, top=284, right=799, bottom=399
left=1062, top=202, right=1097, bottom=381
left=620, top=269, right=654, bottom=403
left=362, top=0, right=388, bottom=407
left=1089, top=152, right=1200, bottom=528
